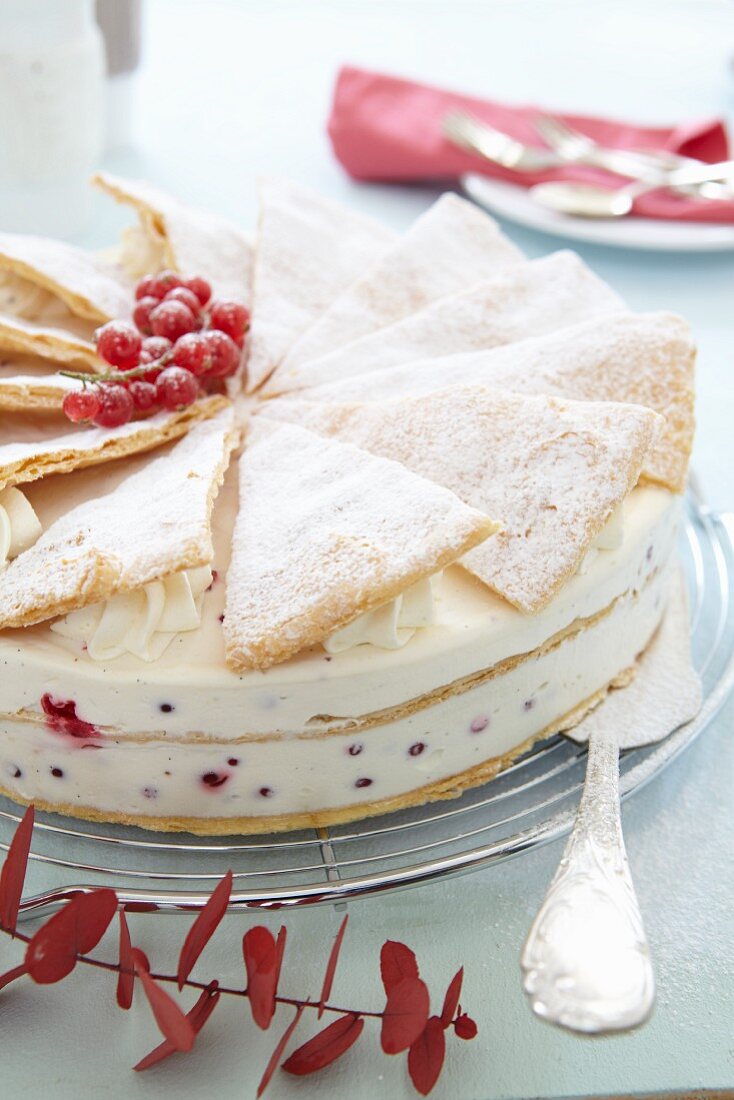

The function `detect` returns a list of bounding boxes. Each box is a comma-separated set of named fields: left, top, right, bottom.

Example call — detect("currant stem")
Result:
left=59, top=355, right=174, bottom=386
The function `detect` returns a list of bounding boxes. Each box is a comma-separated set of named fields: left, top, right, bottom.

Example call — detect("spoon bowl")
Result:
left=530, top=181, right=635, bottom=218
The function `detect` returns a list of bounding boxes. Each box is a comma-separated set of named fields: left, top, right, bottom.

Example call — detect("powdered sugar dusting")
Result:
left=276, top=193, right=523, bottom=372
left=0, top=407, right=238, bottom=629
left=265, top=250, right=622, bottom=396
left=266, top=385, right=661, bottom=612
left=0, top=230, right=132, bottom=322
left=223, top=418, right=496, bottom=669
left=92, top=172, right=252, bottom=306
left=0, top=395, right=228, bottom=491
left=282, top=310, right=694, bottom=492
left=0, top=372, right=88, bottom=411
left=0, top=315, right=98, bottom=371
left=246, top=178, right=397, bottom=392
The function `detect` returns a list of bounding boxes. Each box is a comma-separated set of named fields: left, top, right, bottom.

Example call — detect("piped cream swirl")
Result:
left=324, top=574, right=438, bottom=654
left=577, top=502, right=626, bottom=575
left=51, top=566, right=213, bottom=663
left=0, top=487, right=42, bottom=566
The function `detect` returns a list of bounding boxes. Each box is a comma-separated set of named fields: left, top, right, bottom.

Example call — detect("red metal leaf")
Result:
left=117, top=910, right=135, bottom=1010
left=454, top=1012, right=478, bottom=1040
left=243, top=925, right=282, bottom=1030
left=177, top=870, right=232, bottom=989
left=282, top=1013, right=364, bottom=1076
left=380, top=976, right=430, bottom=1054
left=0, top=805, right=34, bottom=934
left=318, top=914, right=348, bottom=1018
left=440, top=967, right=463, bottom=1029
left=256, top=1004, right=305, bottom=1098
left=25, top=888, right=118, bottom=984
left=0, top=964, right=27, bottom=992
left=132, top=948, right=195, bottom=1052
left=408, top=1015, right=446, bottom=1096
left=380, top=939, right=420, bottom=994
left=135, top=981, right=220, bottom=1072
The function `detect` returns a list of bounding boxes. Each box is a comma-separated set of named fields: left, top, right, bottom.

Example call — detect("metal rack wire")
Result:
left=4, top=490, right=733, bottom=918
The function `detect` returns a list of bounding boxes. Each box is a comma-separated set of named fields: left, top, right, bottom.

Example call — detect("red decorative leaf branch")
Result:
left=408, top=1016, right=446, bottom=1096
left=25, top=888, right=118, bottom=984
left=381, top=976, right=431, bottom=1053
left=133, top=948, right=196, bottom=1052
left=177, top=870, right=232, bottom=989
left=381, top=938, right=420, bottom=989
left=0, top=805, right=34, bottom=934
left=0, top=806, right=478, bottom=1096
left=283, top=1012, right=364, bottom=1076
left=318, top=913, right=348, bottom=1018
left=441, top=967, right=463, bottom=1028
left=257, top=1004, right=305, bottom=1099
left=117, top=910, right=135, bottom=1010
left=135, top=982, right=220, bottom=1071
left=243, top=924, right=286, bottom=1030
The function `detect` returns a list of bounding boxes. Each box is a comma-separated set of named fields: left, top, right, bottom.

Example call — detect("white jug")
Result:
left=0, top=0, right=105, bottom=238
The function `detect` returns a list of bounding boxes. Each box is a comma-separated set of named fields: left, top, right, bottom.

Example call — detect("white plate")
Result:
left=462, top=173, right=734, bottom=252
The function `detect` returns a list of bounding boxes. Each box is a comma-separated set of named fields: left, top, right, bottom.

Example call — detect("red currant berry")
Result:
left=171, top=332, right=208, bottom=375
left=128, top=380, right=159, bottom=414
left=132, top=295, right=159, bottom=335
left=182, top=275, right=212, bottom=307
left=139, top=269, right=183, bottom=301
left=199, top=329, right=241, bottom=378
left=135, top=274, right=161, bottom=301
left=164, top=286, right=201, bottom=315
left=150, top=300, right=197, bottom=342
left=209, top=299, right=250, bottom=341
left=233, top=332, right=245, bottom=349
left=139, top=366, right=163, bottom=385
left=62, top=389, right=100, bottom=423
left=155, top=366, right=199, bottom=411
left=95, top=321, right=142, bottom=368
left=139, top=336, right=172, bottom=363
left=93, top=384, right=134, bottom=428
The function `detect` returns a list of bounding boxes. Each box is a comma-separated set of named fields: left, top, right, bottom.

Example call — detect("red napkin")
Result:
left=328, top=65, right=734, bottom=222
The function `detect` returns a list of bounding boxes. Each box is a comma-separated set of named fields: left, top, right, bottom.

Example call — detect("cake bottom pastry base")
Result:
left=0, top=564, right=669, bottom=834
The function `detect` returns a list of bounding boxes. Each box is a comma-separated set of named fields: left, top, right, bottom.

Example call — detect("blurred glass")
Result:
left=95, top=0, right=142, bottom=153
left=0, top=0, right=105, bottom=238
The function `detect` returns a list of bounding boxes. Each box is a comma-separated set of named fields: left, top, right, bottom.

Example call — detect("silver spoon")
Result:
left=530, top=159, right=734, bottom=218
left=521, top=726, right=654, bottom=1033
left=521, top=579, right=702, bottom=1033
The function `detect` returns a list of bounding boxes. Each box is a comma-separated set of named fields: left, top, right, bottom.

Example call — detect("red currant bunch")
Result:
left=65, top=270, right=249, bottom=427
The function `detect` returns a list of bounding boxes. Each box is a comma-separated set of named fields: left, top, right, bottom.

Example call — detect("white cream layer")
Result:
left=0, top=474, right=679, bottom=739
left=0, top=565, right=670, bottom=823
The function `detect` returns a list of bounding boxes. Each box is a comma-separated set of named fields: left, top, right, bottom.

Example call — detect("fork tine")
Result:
left=535, top=114, right=578, bottom=147
left=443, top=111, right=505, bottom=144
left=442, top=112, right=479, bottom=141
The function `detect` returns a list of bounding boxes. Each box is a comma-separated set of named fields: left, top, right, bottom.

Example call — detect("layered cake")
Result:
left=0, top=176, right=695, bottom=833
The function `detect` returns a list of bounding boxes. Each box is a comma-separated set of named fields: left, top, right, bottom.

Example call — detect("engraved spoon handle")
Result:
left=521, top=729, right=655, bottom=1033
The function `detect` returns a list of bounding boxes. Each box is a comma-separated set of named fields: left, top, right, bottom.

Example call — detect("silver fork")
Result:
left=445, top=111, right=671, bottom=178
left=535, top=114, right=734, bottom=199
left=442, top=112, right=561, bottom=172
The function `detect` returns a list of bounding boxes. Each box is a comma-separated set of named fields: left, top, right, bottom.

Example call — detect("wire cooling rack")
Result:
left=4, top=486, right=733, bottom=919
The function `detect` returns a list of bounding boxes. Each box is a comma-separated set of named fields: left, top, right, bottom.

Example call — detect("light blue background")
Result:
left=2, top=2, right=733, bottom=1097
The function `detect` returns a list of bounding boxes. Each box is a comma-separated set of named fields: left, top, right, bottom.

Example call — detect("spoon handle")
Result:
left=520, top=729, right=655, bottom=1033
